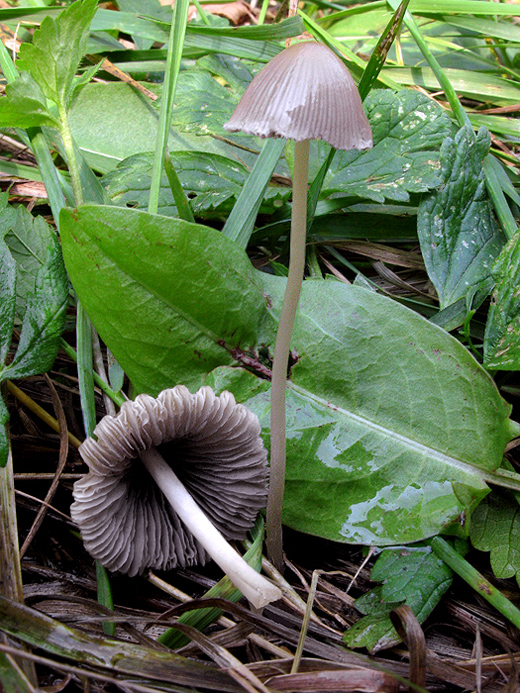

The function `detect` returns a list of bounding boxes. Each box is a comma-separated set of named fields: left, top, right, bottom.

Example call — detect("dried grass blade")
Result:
left=265, top=667, right=400, bottom=692
left=19, top=375, right=69, bottom=558
left=168, top=621, right=272, bottom=693
left=0, top=596, right=240, bottom=692
left=389, top=605, right=427, bottom=692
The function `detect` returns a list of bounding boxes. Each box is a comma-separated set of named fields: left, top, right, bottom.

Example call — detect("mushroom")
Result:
left=224, top=40, right=373, bottom=568
left=71, top=385, right=282, bottom=609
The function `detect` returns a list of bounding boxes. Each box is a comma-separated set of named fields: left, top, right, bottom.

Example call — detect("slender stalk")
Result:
left=148, top=0, right=189, bottom=215
left=429, top=536, right=520, bottom=630
left=267, top=139, right=310, bottom=570
left=59, top=339, right=127, bottom=409
left=139, top=447, right=281, bottom=609
left=58, top=103, right=83, bottom=206
left=6, top=381, right=82, bottom=449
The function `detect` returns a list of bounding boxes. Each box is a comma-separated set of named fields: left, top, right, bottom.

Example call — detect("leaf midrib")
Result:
left=290, top=381, right=494, bottom=479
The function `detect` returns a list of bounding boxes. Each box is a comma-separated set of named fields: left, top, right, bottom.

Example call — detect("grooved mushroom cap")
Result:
left=71, top=386, right=268, bottom=577
left=224, top=40, right=372, bottom=150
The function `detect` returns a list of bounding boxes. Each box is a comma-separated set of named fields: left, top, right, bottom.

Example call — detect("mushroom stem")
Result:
left=139, top=447, right=282, bottom=609
left=267, top=138, right=310, bottom=571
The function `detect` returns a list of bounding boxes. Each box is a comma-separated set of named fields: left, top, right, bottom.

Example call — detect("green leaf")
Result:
left=0, top=238, right=16, bottom=367
left=60, top=204, right=516, bottom=545
left=16, top=0, right=98, bottom=109
left=102, top=151, right=287, bottom=218
left=418, top=126, right=505, bottom=309
left=0, top=652, right=35, bottom=693
left=0, top=72, right=59, bottom=129
left=2, top=204, right=64, bottom=322
left=483, top=233, right=520, bottom=370
left=324, top=89, right=452, bottom=203
left=471, top=490, right=520, bottom=585
left=59, top=205, right=265, bottom=394
left=343, top=547, right=453, bottom=652
left=0, top=203, right=68, bottom=466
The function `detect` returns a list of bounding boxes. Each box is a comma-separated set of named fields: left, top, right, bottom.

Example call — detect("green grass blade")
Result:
left=357, top=0, right=411, bottom=98
left=76, top=302, right=96, bottom=438
left=148, top=0, right=190, bottom=215
left=96, top=562, right=115, bottom=637
left=28, top=129, right=67, bottom=223
left=429, top=536, right=520, bottom=631
left=158, top=517, right=266, bottom=649
left=222, top=138, right=286, bottom=248
left=164, top=150, right=195, bottom=223
left=387, top=0, right=470, bottom=128
left=483, top=156, right=517, bottom=241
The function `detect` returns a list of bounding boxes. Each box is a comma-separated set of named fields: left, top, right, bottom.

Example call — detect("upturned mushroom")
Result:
left=71, top=385, right=282, bottom=609
left=224, top=40, right=373, bottom=568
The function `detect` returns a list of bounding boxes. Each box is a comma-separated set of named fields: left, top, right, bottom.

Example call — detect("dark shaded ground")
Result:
left=5, top=347, right=520, bottom=692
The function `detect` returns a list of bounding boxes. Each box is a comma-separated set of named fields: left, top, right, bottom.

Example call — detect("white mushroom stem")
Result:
left=267, top=139, right=311, bottom=571
left=139, top=447, right=282, bottom=609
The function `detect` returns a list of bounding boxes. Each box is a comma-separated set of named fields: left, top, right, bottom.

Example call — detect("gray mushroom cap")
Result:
left=224, top=40, right=372, bottom=151
left=71, top=386, right=268, bottom=577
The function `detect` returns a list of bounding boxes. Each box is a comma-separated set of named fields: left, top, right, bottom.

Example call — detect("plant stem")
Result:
left=267, top=138, right=310, bottom=571
left=148, top=0, right=189, bottom=215
left=429, top=536, right=520, bottom=630
left=139, top=447, right=281, bottom=609
left=59, top=339, right=126, bottom=409
left=58, top=103, right=83, bottom=206
left=6, top=381, right=82, bottom=449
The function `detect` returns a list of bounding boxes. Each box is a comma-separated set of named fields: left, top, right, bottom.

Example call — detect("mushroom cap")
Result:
left=224, top=41, right=372, bottom=151
left=71, top=386, right=268, bottom=577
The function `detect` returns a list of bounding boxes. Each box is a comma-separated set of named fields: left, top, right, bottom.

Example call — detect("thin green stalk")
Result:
left=164, top=150, right=195, bottom=223
left=267, top=139, right=310, bottom=570
left=59, top=339, right=126, bottom=409
left=386, top=0, right=471, bottom=129
left=0, top=39, right=18, bottom=83
left=28, top=129, right=66, bottom=224
left=191, top=0, right=210, bottom=25
left=258, top=0, right=271, bottom=26
left=222, top=138, right=286, bottom=248
left=57, top=103, right=83, bottom=206
left=75, top=304, right=96, bottom=438
left=96, top=563, right=115, bottom=637
left=148, top=0, right=190, bottom=215
left=429, top=536, right=520, bottom=630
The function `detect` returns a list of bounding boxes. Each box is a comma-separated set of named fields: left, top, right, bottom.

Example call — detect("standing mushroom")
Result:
left=71, top=385, right=282, bottom=609
left=224, top=40, right=373, bottom=569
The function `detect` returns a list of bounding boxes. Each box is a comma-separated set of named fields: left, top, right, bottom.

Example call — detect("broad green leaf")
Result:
left=102, top=151, right=288, bottom=218
left=0, top=202, right=68, bottom=466
left=324, top=89, right=452, bottom=203
left=2, top=204, right=64, bottom=321
left=0, top=239, right=15, bottom=366
left=418, top=126, right=505, bottom=309
left=16, top=0, right=97, bottom=108
left=0, top=72, right=59, bottom=129
left=59, top=205, right=265, bottom=394
left=60, top=204, right=516, bottom=545
left=1, top=239, right=68, bottom=383
left=483, top=232, right=520, bottom=370
left=68, top=79, right=260, bottom=173
left=471, top=490, right=520, bottom=585
left=343, top=547, right=453, bottom=652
